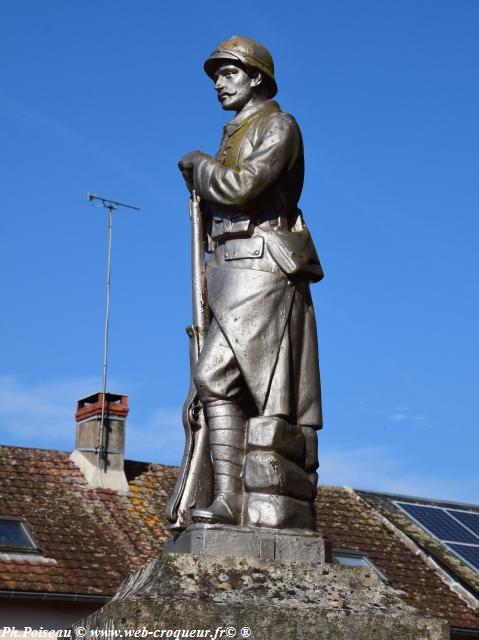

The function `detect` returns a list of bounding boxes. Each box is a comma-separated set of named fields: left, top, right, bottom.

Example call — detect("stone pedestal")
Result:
left=72, top=554, right=448, bottom=640
left=164, top=523, right=331, bottom=563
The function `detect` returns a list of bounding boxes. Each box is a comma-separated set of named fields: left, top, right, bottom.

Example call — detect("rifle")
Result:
left=164, top=191, right=212, bottom=529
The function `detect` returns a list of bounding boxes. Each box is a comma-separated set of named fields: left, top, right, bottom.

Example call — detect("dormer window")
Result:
left=0, top=516, right=41, bottom=554
left=333, top=550, right=387, bottom=582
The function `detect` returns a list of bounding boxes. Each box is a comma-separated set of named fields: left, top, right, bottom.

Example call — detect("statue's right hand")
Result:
left=179, top=164, right=193, bottom=188
left=178, top=150, right=206, bottom=173
left=179, top=151, right=208, bottom=192
left=178, top=155, right=193, bottom=191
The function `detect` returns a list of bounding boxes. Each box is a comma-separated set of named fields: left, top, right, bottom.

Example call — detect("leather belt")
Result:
left=209, top=210, right=290, bottom=246
left=255, top=214, right=289, bottom=231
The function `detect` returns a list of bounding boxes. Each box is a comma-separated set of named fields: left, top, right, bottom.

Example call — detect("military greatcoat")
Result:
left=191, top=98, right=323, bottom=428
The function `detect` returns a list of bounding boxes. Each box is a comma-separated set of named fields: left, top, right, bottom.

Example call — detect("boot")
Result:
left=192, top=403, right=246, bottom=525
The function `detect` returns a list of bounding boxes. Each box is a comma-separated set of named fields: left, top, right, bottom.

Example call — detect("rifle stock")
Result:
left=164, top=192, right=212, bottom=529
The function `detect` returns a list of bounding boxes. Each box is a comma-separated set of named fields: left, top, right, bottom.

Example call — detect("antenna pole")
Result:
left=99, top=204, right=113, bottom=471
left=87, top=193, right=140, bottom=472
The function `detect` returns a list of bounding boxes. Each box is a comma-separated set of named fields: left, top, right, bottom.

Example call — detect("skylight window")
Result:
left=0, top=517, right=40, bottom=553
left=333, top=551, right=387, bottom=581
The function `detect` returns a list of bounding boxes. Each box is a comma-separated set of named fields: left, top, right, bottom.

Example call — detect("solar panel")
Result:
left=448, top=544, right=479, bottom=572
left=396, top=502, right=479, bottom=544
left=447, top=509, right=479, bottom=538
left=395, top=501, right=479, bottom=574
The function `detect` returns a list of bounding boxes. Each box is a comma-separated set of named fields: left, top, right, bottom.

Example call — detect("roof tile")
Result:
left=1, top=445, right=478, bottom=631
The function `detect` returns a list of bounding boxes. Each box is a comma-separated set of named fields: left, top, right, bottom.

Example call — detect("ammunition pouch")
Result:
left=266, top=228, right=324, bottom=283
left=224, top=236, right=264, bottom=261
left=209, top=208, right=324, bottom=282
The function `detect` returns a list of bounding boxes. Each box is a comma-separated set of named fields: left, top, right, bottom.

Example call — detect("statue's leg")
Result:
left=192, top=318, right=251, bottom=525
left=192, top=402, right=248, bottom=524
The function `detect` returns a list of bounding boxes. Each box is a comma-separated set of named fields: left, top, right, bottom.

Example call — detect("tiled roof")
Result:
left=0, top=446, right=176, bottom=597
left=0, top=445, right=478, bottom=632
left=316, top=486, right=479, bottom=631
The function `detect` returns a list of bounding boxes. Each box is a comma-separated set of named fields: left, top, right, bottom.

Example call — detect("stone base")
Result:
left=72, top=554, right=448, bottom=640
left=164, top=523, right=330, bottom=562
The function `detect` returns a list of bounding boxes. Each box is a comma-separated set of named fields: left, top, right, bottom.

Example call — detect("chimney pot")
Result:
left=75, top=392, right=129, bottom=422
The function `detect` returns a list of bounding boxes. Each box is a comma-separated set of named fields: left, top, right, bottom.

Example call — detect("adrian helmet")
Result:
left=204, top=35, right=277, bottom=99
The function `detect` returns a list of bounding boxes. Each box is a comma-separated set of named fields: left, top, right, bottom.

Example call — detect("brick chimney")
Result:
left=70, top=392, right=129, bottom=493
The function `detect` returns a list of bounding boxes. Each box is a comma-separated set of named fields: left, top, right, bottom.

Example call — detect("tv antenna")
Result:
left=87, top=193, right=140, bottom=471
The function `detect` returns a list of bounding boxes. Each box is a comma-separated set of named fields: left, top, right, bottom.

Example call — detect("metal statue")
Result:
left=166, top=36, right=323, bottom=534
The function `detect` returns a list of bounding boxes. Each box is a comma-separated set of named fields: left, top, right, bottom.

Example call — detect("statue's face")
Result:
left=213, top=63, right=258, bottom=111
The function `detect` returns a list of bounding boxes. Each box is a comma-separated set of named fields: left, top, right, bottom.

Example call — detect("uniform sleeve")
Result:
left=192, top=114, right=301, bottom=207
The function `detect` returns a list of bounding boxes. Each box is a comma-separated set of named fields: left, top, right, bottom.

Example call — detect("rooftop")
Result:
left=0, top=444, right=478, bottom=633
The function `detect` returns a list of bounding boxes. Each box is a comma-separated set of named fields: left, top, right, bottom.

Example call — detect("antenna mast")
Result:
left=87, top=193, right=140, bottom=471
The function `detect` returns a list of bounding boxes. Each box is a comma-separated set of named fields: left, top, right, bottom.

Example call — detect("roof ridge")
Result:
left=0, top=446, right=181, bottom=470
left=0, top=444, right=70, bottom=455
left=355, top=488, right=479, bottom=511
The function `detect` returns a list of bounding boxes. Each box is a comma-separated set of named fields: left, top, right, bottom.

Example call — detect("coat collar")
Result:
left=223, top=99, right=280, bottom=138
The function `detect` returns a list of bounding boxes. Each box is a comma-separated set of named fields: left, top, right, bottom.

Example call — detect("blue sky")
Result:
left=1, top=1, right=478, bottom=502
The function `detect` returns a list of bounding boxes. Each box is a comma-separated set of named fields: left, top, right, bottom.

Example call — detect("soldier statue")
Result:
left=167, top=36, right=323, bottom=535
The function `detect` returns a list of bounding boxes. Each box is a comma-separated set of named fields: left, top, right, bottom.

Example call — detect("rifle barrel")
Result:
left=189, top=193, right=208, bottom=350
